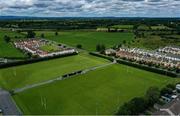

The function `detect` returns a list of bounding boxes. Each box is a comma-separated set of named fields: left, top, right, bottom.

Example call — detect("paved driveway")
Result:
left=0, top=88, right=21, bottom=115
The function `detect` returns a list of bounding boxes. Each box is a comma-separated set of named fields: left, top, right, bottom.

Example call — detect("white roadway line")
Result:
left=160, top=109, right=175, bottom=116
left=13, top=61, right=116, bottom=94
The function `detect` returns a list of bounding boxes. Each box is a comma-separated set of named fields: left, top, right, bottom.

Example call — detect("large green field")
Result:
left=111, top=25, right=133, bottom=29
left=0, top=53, right=109, bottom=90
left=1, top=29, right=179, bottom=115
left=13, top=64, right=180, bottom=115
left=131, top=35, right=180, bottom=50
left=0, top=30, right=25, bottom=57
left=1, top=30, right=134, bottom=57
left=36, top=31, right=134, bottom=51
left=151, top=25, right=171, bottom=30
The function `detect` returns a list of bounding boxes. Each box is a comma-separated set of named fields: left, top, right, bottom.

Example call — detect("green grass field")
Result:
left=36, top=31, right=134, bottom=51
left=151, top=25, right=171, bottom=30
left=1, top=29, right=179, bottom=115
left=40, top=44, right=59, bottom=52
left=13, top=64, right=180, bottom=115
left=137, top=25, right=150, bottom=30
left=131, top=35, right=180, bottom=50
left=0, top=30, right=25, bottom=57
left=0, top=53, right=109, bottom=90
left=111, top=25, right=133, bottom=29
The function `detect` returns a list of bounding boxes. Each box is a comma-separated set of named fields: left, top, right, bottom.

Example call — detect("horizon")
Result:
left=1, top=15, right=180, bottom=18
left=0, top=0, right=180, bottom=17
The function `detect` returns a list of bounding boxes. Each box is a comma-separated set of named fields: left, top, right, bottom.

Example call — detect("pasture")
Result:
left=111, top=25, right=133, bottom=29
left=13, top=64, right=180, bottom=115
left=0, top=53, right=109, bottom=90
left=0, top=30, right=25, bottom=57
left=151, top=25, right=171, bottom=30
left=35, top=31, right=134, bottom=51
left=131, top=35, right=180, bottom=50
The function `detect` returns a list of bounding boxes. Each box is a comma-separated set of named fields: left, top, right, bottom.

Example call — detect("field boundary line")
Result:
left=13, top=61, right=116, bottom=93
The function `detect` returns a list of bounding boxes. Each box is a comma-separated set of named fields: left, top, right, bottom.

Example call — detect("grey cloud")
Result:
left=0, top=0, right=180, bottom=17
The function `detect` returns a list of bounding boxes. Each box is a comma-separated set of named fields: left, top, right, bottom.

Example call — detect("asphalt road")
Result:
left=0, top=88, right=22, bottom=115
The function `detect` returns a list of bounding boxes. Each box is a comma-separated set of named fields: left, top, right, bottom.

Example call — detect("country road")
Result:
left=14, top=61, right=116, bottom=94
left=0, top=88, right=22, bottom=115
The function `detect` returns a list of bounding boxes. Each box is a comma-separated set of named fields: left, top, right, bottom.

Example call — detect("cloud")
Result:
left=0, top=0, right=179, bottom=17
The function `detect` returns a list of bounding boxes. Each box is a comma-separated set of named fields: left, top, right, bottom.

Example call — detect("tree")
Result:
left=14, top=36, right=18, bottom=39
left=166, top=84, right=175, bottom=90
left=96, top=44, right=101, bottom=52
left=117, top=102, right=131, bottom=115
left=115, top=27, right=118, bottom=32
left=129, top=97, right=147, bottom=114
left=27, top=30, right=36, bottom=38
left=96, top=44, right=106, bottom=53
left=26, top=52, right=32, bottom=58
left=108, top=27, right=111, bottom=32
left=76, top=44, right=82, bottom=49
left=116, top=86, right=161, bottom=115
left=4, top=35, right=11, bottom=43
left=145, top=87, right=160, bottom=106
left=117, top=97, right=146, bottom=115
left=133, top=24, right=139, bottom=30
left=100, top=44, right=106, bottom=54
left=123, top=40, right=126, bottom=44
left=160, top=87, right=173, bottom=96
left=117, top=44, right=122, bottom=48
left=55, top=32, right=58, bottom=36
left=17, top=30, right=21, bottom=33
left=41, top=33, right=45, bottom=38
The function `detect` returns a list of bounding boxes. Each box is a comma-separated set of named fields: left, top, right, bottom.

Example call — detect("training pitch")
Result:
left=13, top=64, right=180, bottom=115
left=0, top=53, right=109, bottom=90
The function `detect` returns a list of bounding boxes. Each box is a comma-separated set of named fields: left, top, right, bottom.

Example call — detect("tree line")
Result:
left=0, top=18, right=180, bottom=30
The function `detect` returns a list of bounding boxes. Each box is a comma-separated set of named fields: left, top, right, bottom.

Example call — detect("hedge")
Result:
left=0, top=52, right=78, bottom=69
left=89, top=52, right=114, bottom=61
left=2, top=57, right=28, bottom=60
left=116, top=59, right=178, bottom=78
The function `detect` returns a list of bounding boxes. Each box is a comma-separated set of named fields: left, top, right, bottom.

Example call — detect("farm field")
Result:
left=35, top=31, right=134, bottom=51
left=0, top=53, right=109, bottom=90
left=131, top=35, right=180, bottom=50
left=151, top=25, right=171, bottom=30
left=0, top=30, right=26, bottom=57
left=111, top=25, right=133, bottom=29
left=13, top=64, right=180, bottom=115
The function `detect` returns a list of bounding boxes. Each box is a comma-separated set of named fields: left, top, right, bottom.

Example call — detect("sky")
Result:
left=0, top=0, right=180, bottom=17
